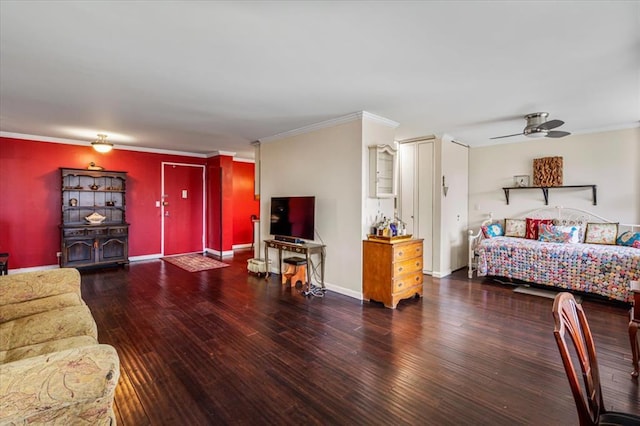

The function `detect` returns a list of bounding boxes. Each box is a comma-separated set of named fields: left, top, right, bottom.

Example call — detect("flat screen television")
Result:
left=269, top=196, right=315, bottom=241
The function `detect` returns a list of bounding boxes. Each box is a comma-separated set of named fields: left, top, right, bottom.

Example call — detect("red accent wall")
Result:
left=232, top=161, right=259, bottom=246
left=0, top=137, right=257, bottom=269
left=206, top=155, right=239, bottom=253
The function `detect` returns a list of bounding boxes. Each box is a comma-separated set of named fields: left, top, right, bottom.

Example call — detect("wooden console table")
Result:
left=264, top=240, right=325, bottom=289
left=630, top=285, right=639, bottom=378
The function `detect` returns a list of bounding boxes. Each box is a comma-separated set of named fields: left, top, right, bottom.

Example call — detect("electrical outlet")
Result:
left=56, top=252, right=61, bottom=258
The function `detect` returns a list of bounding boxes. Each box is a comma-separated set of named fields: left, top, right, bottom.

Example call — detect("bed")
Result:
left=468, top=207, right=640, bottom=302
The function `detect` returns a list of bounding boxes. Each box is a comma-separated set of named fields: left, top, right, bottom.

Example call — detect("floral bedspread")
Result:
left=477, top=237, right=640, bottom=302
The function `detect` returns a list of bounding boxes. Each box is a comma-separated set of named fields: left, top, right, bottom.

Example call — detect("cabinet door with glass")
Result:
left=369, top=144, right=397, bottom=198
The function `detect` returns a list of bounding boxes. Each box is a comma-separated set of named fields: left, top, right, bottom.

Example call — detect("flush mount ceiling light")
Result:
left=91, top=134, right=113, bottom=153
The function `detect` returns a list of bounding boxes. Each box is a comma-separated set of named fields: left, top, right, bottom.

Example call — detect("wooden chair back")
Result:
left=552, top=292, right=603, bottom=426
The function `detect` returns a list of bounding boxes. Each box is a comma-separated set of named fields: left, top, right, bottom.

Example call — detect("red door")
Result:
left=163, top=163, right=205, bottom=256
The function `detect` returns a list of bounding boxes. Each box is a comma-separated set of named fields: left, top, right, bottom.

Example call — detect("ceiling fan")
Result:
left=490, top=112, right=571, bottom=140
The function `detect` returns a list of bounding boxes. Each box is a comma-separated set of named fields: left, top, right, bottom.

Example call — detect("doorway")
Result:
left=162, top=163, right=205, bottom=256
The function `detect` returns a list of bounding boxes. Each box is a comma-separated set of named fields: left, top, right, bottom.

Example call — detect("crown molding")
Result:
left=361, top=111, right=400, bottom=128
left=233, top=157, right=255, bottom=163
left=209, top=150, right=237, bottom=157
left=0, top=131, right=209, bottom=158
left=259, top=111, right=399, bottom=144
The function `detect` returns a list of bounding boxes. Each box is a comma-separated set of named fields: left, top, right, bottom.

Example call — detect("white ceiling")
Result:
left=1, top=1, right=638, bottom=159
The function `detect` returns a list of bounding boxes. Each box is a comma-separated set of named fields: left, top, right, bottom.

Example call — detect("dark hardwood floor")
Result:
left=80, top=250, right=639, bottom=425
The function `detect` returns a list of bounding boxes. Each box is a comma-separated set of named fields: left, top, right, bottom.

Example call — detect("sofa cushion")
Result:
left=0, top=335, right=98, bottom=363
left=0, top=268, right=81, bottom=305
left=0, top=344, right=120, bottom=425
left=0, top=292, right=84, bottom=323
left=0, top=304, right=97, bottom=351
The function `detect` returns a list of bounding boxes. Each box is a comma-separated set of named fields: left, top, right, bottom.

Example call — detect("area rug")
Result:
left=513, top=286, right=582, bottom=303
left=161, top=254, right=229, bottom=272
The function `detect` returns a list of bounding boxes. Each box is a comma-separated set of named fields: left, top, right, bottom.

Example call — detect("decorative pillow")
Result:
left=584, top=222, right=618, bottom=245
left=634, top=240, right=640, bottom=249
left=616, top=231, right=640, bottom=247
left=553, top=218, right=586, bottom=242
left=538, top=223, right=580, bottom=243
left=525, top=218, right=553, bottom=240
left=504, top=219, right=526, bottom=238
left=482, top=222, right=504, bottom=238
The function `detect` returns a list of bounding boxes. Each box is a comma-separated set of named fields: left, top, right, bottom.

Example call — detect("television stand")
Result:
left=264, top=239, right=325, bottom=291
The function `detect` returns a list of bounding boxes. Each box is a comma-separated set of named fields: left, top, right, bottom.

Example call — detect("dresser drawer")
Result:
left=86, top=227, right=108, bottom=237
left=393, top=242, right=422, bottom=262
left=393, top=257, right=422, bottom=276
left=109, top=227, right=128, bottom=236
left=392, top=271, right=423, bottom=293
left=63, top=228, right=86, bottom=237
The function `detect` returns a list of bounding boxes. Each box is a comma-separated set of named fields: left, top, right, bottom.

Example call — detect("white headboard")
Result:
left=479, top=206, right=638, bottom=232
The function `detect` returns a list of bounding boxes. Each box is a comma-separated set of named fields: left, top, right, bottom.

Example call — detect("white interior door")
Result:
left=399, top=143, right=416, bottom=234
left=448, top=142, right=469, bottom=271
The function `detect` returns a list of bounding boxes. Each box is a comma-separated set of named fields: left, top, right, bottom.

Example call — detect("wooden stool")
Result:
left=282, top=257, right=307, bottom=288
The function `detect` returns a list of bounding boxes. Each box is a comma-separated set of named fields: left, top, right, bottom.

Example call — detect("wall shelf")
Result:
left=502, top=185, right=597, bottom=205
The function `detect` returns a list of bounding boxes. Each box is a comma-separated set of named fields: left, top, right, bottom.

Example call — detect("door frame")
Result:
left=161, top=162, right=206, bottom=256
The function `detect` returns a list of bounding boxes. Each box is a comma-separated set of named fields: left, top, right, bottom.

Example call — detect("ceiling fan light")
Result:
left=91, top=134, right=113, bottom=153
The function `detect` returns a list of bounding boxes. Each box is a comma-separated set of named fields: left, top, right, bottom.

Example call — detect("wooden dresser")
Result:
left=362, top=238, right=424, bottom=309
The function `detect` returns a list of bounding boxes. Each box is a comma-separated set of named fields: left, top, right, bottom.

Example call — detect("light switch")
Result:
left=182, top=190, right=188, bottom=199
left=155, top=201, right=160, bottom=207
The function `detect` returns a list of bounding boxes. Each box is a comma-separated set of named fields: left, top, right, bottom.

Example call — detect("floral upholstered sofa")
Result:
left=0, top=268, right=120, bottom=425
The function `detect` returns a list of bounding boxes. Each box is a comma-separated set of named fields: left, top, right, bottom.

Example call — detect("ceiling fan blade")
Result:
left=490, top=133, right=524, bottom=140
left=537, top=119, right=564, bottom=130
left=545, top=131, right=571, bottom=138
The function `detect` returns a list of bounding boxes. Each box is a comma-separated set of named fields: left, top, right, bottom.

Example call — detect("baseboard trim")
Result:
left=432, top=269, right=452, bottom=278
left=129, top=254, right=162, bottom=262
left=7, top=264, right=60, bottom=274
left=205, top=248, right=234, bottom=258
left=323, top=283, right=360, bottom=300
left=232, top=243, right=252, bottom=250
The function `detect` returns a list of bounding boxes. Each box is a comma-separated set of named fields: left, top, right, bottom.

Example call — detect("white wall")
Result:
left=259, top=113, right=398, bottom=298
left=259, top=119, right=364, bottom=298
left=362, top=120, right=397, bottom=235
left=468, top=127, right=640, bottom=230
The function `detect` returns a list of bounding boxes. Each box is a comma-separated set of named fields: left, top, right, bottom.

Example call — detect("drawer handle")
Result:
left=398, top=282, right=403, bottom=288
left=398, top=267, right=403, bottom=272
left=398, top=251, right=403, bottom=256
left=415, top=276, right=420, bottom=281
left=416, top=262, right=420, bottom=267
